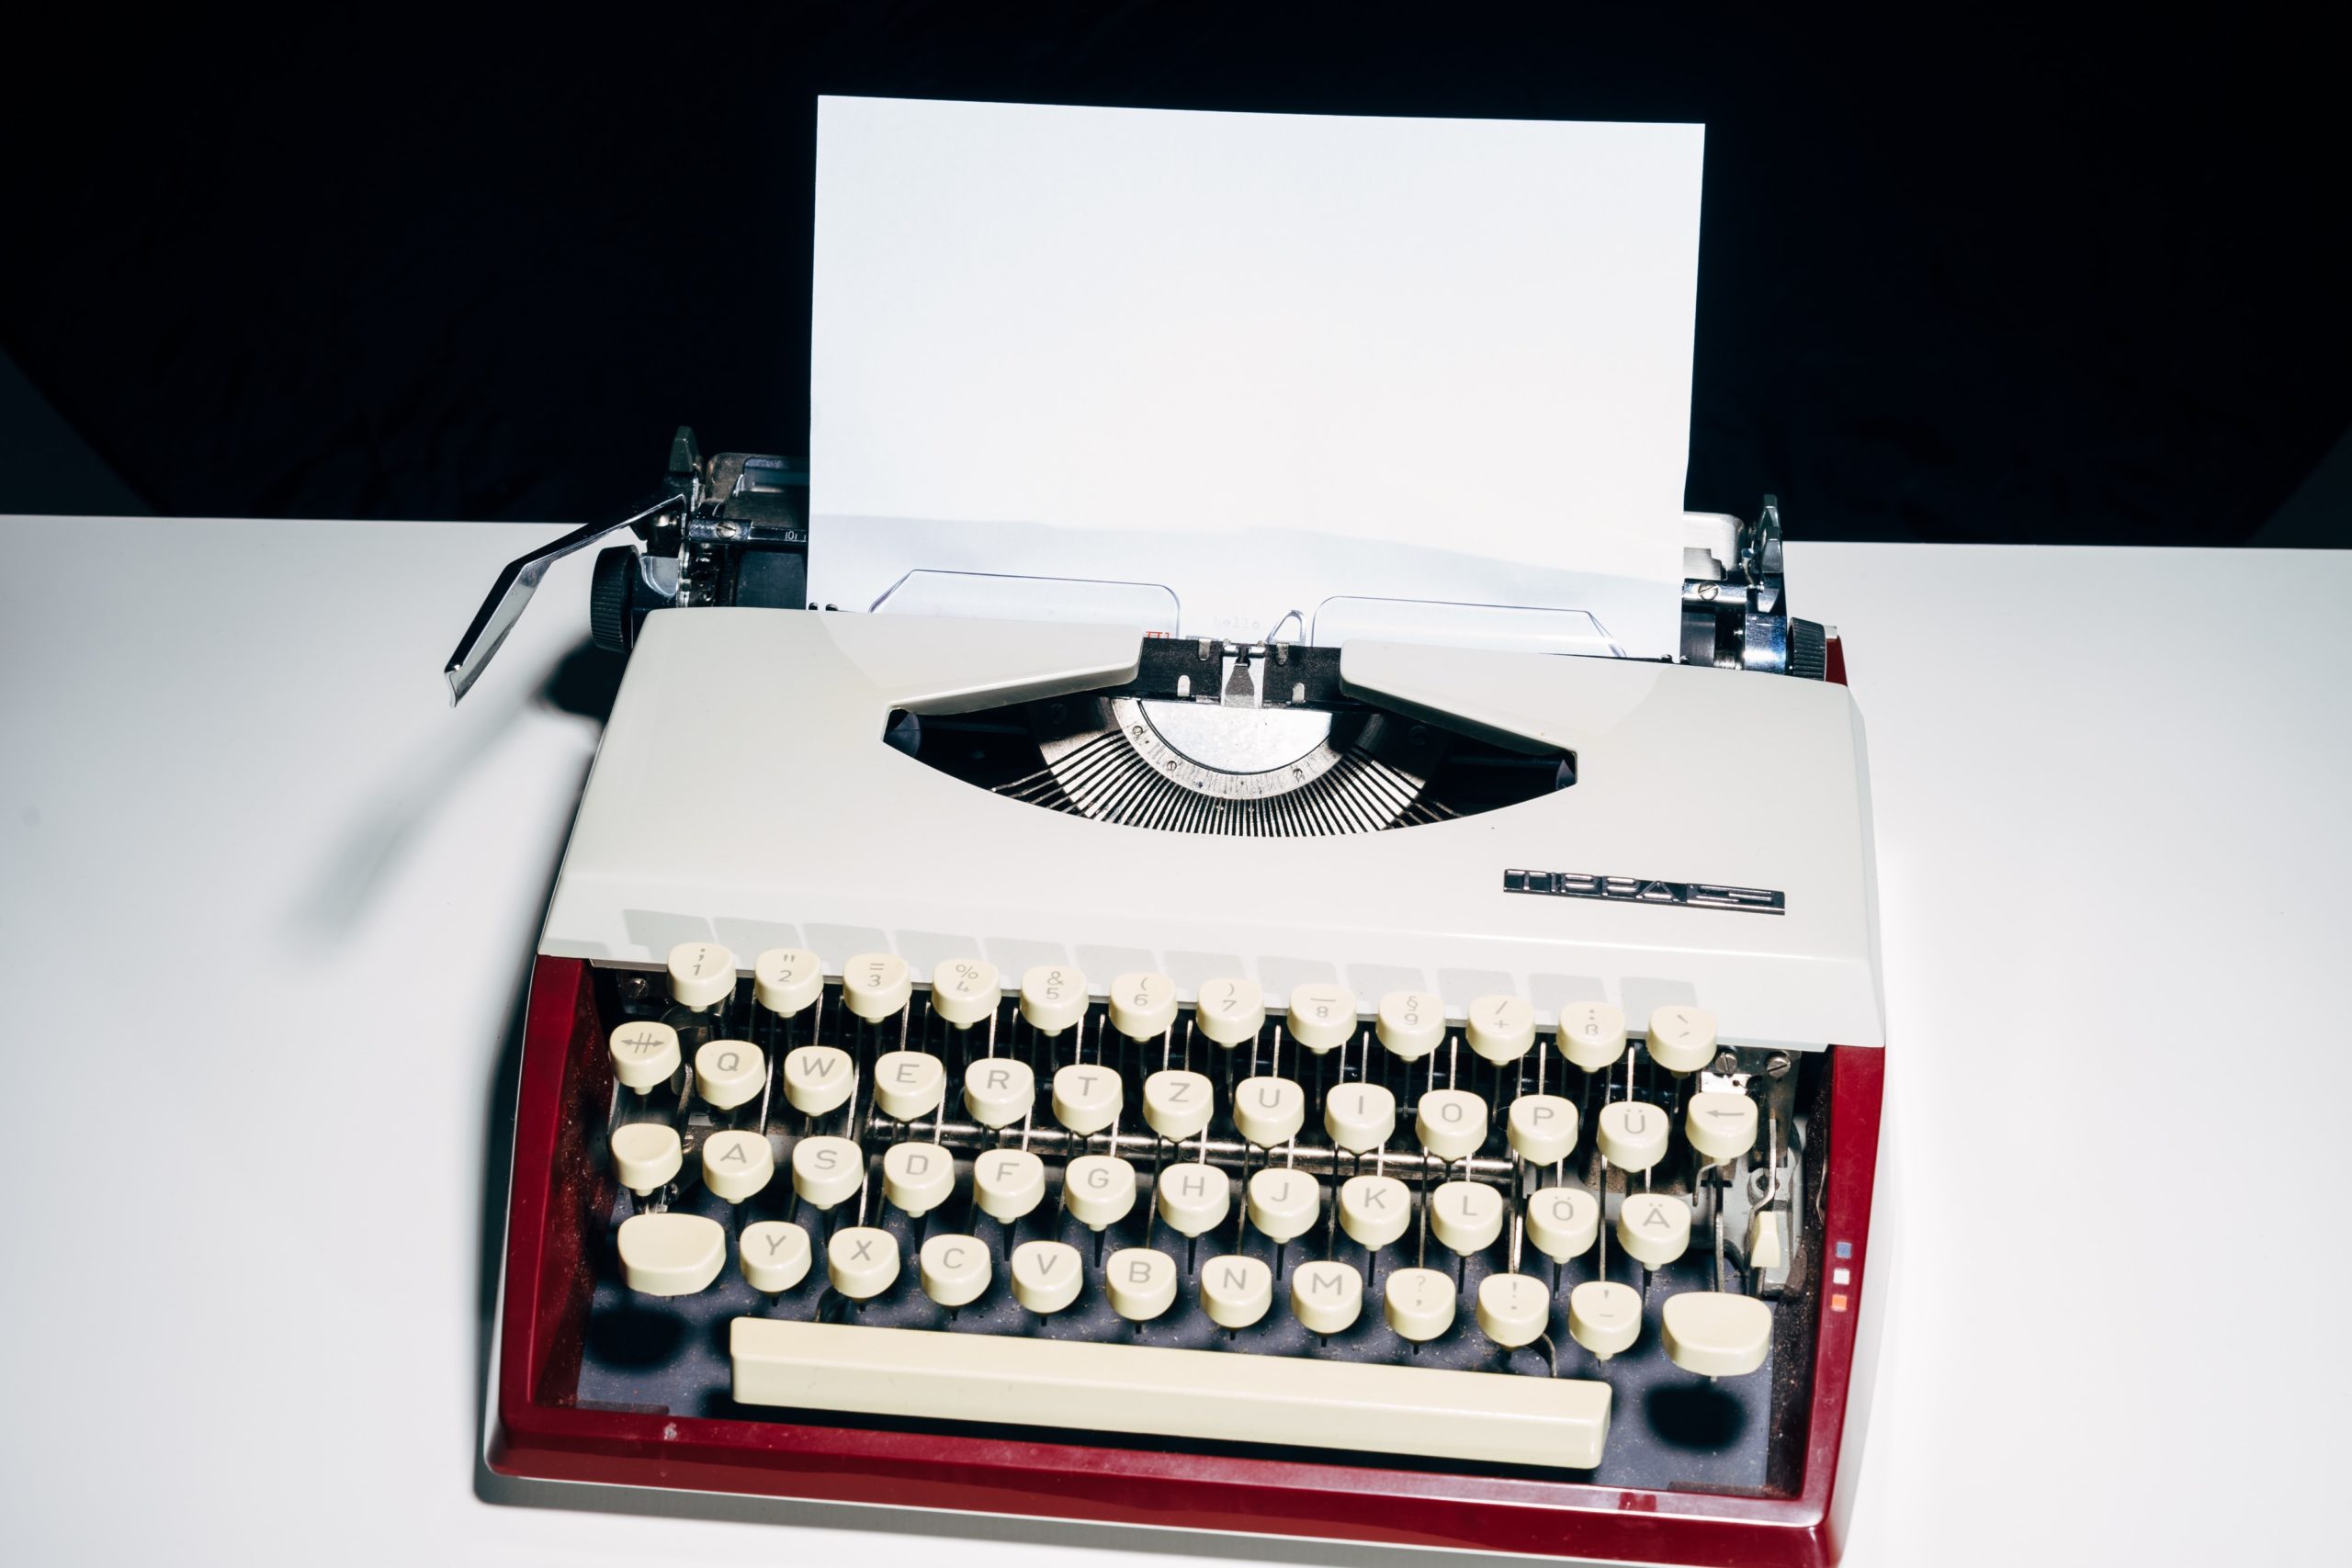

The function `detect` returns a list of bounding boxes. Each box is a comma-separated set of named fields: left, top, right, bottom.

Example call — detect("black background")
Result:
left=2, top=4, right=2345, bottom=544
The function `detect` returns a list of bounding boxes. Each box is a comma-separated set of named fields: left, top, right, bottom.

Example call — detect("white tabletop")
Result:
left=2, top=517, right=2344, bottom=1567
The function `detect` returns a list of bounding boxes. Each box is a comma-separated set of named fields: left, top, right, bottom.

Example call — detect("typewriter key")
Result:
left=1375, top=990, right=1445, bottom=1061
left=700, top=1129, right=775, bottom=1203
left=1645, top=1005, right=1717, bottom=1075
left=1104, top=1247, right=1179, bottom=1322
left=738, top=1220, right=811, bottom=1295
left=608, top=1021, right=681, bottom=1093
left=1009, top=1239, right=1084, bottom=1314
left=1525, top=1186, right=1600, bottom=1262
left=1476, top=1272, right=1550, bottom=1348
left=1617, top=1192, right=1692, bottom=1269
left=1685, top=1091, right=1759, bottom=1164
left=1383, top=1266, right=1456, bottom=1342
left=1568, top=1279, right=1642, bottom=1360
left=929, top=957, right=1001, bottom=1028
left=1290, top=1259, right=1364, bottom=1336
left=918, top=1234, right=992, bottom=1309
left=616, top=1212, right=726, bottom=1297
left=1508, top=1094, right=1578, bottom=1166
left=1246, top=1168, right=1320, bottom=1244
left=1556, top=1001, right=1628, bottom=1073
left=752, top=948, right=823, bottom=1019
left=826, top=1226, right=900, bottom=1300
left=666, top=942, right=736, bottom=1012
left=1200, top=1255, right=1273, bottom=1329
left=1195, top=977, right=1265, bottom=1046
left=1465, top=995, right=1537, bottom=1064
left=1286, top=983, right=1356, bottom=1054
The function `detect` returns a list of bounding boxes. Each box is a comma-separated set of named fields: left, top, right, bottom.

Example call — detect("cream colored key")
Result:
left=1747, top=1209, right=1785, bottom=1270
left=1020, top=964, right=1089, bottom=1035
left=1286, top=982, right=1356, bottom=1054
left=1476, top=1272, right=1549, bottom=1348
left=1109, top=971, right=1179, bottom=1041
left=1384, top=1266, right=1456, bottom=1342
left=1339, top=1173, right=1412, bottom=1249
left=1246, top=1168, right=1320, bottom=1243
left=1568, top=1279, right=1643, bottom=1359
left=733, top=1318, right=1612, bottom=1470
left=1646, top=1004, right=1717, bottom=1074
left=972, top=1148, right=1046, bottom=1223
left=1195, top=977, right=1265, bottom=1046
left=700, top=1129, right=775, bottom=1203
left=1508, top=1094, right=1578, bottom=1166
left=1105, top=1247, right=1179, bottom=1322
left=1526, top=1186, right=1600, bottom=1261
left=1618, top=1192, right=1692, bottom=1268
left=610, top=1122, right=682, bottom=1195
left=608, top=1021, right=681, bottom=1092
left=1429, top=1180, right=1505, bottom=1255
left=1200, top=1255, right=1273, bottom=1328
left=919, top=1234, right=993, bottom=1309
left=1142, top=1069, right=1214, bottom=1141
left=826, top=1225, right=899, bottom=1300
left=1687, top=1091, right=1759, bottom=1164
left=841, top=952, right=912, bottom=1021
left=1009, top=1239, right=1084, bottom=1314
left=1662, top=1292, right=1772, bottom=1377
left=1595, top=1100, right=1670, bottom=1172
left=738, top=1219, right=811, bottom=1293
left=1234, top=1077, right=1306, bottom=1147
left=883, top=1141, right=956, bottom=1216
left=667, top=942, right=736, bottom=1010
left=789, top=1134, right=865, bottom=1210
left=1062, top=1154, right=1137, bottom=1229
left=616, top=1212, right=725, bottom=1295
left=1290, top=1259, right=1364, bottom=1336
left=1374, top=990, right=1444, bottom=1060
left=1155, top=1163, right=1231, bottom=1237
left=929, top=957, right=1000, bottom=1027
left=1466, top=994, right=1537, bottom=1063
left=1050, top=1063, right=1123, bottom=1136
left=1556, top=1001, right=1627, bottom=1072
left=872, top=1051, right=946, bottom=1122
left=694, top=1040, right=766, bottom=1111
left=1417, top=1089, right=1488, bottom=1161
left=962, top=1057, right=1035, bottom=1128
left=782, top=1044, right=854, bottom=1116
left=752, top=947, right=822, bottom=1017
left=1324, top=1081, right=1396, bottom=1153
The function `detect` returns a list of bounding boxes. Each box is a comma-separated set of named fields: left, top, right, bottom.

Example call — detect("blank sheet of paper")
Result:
left=809, top=96, right=1704, bottom=658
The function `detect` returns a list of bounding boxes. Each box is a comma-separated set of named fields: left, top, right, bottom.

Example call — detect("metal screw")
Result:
left=619, top=973, right=652, bottom=1002
left=1697, top=581, right=1720, bottom=602
left=1713, top=1048, right=1741, bottom=1075
left=1764, top=1053, right=1792, bottom=1079
left=716, top=520, right=742, bottom=540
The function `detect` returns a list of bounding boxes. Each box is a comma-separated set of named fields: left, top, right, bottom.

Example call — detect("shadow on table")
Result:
left=285, top=638, right=622, bottom=953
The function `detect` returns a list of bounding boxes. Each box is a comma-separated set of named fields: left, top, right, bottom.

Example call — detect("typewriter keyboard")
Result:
left=571, top=943, right=1825, bottom=1485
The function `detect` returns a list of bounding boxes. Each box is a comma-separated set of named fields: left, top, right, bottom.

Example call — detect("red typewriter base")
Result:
left=490, top=954, right=1886, bottom=1566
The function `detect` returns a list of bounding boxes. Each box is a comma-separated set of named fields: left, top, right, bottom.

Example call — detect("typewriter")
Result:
left=451, top=430, right=1885, bottom=1566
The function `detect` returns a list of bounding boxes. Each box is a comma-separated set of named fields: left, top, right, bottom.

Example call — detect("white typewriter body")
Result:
left=541, top=605, right=1883, bottom=1054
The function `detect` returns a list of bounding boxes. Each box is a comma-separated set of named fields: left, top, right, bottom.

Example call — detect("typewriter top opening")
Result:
left=897, top=637, right=1574, bottom=837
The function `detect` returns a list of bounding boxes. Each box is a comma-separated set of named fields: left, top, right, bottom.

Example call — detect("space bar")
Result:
left=729, top=1318, right=1610, bottom=1469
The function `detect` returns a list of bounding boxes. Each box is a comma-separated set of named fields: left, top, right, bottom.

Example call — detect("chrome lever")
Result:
left=442, top=496, right=683, bottom=703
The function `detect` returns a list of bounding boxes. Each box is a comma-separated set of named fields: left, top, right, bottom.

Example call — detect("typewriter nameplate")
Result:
left=1503, top=868, right=1785, bottom=916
